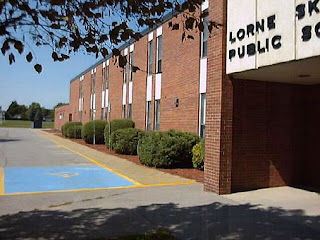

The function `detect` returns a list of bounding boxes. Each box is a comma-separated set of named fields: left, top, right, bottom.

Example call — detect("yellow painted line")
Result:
left=2, top=180, right=198, bottom=196
left=137, top=172, right=165, bottom=184
left=36, top=132, right=143, bottom=186
left=0, top=167, right=4, bottom=195
left=143, top=172, right=168, bottom=185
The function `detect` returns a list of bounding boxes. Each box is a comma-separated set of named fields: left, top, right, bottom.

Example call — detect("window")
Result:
left=155, top=100, right=160, bottom=130
left=146, top=101, right=152, bottom=131
left=123, top=56, right=128, bottom=83
left=128, top=104, right=132, bottom=119
left=201, top=15, right=209, bottom=58
left=122, top=105, right=126, bottom=119
left=129, top=52, right=134, bottom=82
left=147, top=40, right=153, bottom=75
left=91, top=70, right=96, bottom=94
left=199, top=93, right=206, bottom=138
left=156, top=35, right=162, bottom=73
left=102, top=64, right=109, bottom=90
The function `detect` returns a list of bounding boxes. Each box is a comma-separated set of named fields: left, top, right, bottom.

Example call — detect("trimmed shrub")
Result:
left=82, top=120, right=108, bottom=144
left=66, top=125, right=82, bottom=139
left=104, top=119, right=135, bottom=148
left=138, top=130, right=200, bottom=168
left=61, top=122, right=82, bottom=137
left=192, top=139, right=205, bottom=170
left=111, top=128, right=145, bottom=155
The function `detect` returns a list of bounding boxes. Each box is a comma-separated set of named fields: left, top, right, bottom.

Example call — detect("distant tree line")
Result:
left=4, top=101, right=67, bottom=121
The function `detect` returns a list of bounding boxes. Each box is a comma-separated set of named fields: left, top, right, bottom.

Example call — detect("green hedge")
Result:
left=111, top=128, right=145, bottom=155
left=138, top=130, right=200, bottom=168
left=104, top=119, right=135, bottom=148
left=82, top=120, right=108, bottom=144
left=66, top=125, right=82, bottom=139
left=61, top=122, right=82, bottom=137
left=192, top=139, right=205, bottom=170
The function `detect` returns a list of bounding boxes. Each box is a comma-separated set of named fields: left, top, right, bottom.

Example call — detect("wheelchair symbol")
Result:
left=48, top=172, right=79, bottom=178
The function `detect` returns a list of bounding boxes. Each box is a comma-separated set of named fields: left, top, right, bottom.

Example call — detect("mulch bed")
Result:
left=43, top=130, right=204, bottom=183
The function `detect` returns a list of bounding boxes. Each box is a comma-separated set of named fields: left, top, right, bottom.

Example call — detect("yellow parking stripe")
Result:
left=2, top=180, right=197, bottom=196
left=0, top=167, right=4, bottom=195
left=36, top=132, right=143, bottom=186
left=34, top=130, right=197, bottom=190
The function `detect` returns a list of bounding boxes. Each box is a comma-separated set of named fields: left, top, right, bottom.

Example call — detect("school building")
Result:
left=55, top=0, right=320, bottom=194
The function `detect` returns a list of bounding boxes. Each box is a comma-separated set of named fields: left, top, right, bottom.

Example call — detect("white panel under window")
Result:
left=102, top=91, right=105, bottom=108
left=200, top=58, right=207, bottom=93
left=79, top=98, right=82, bottom=111
left=201, top=0, right=209, bottom=11
left=106, top=60, right=110, bottom=66
left=156, top=26, right=162, bottom=37
left=105, top=89, right=109, bottom=106
left=124, top=48, right=128, bottom=56
left=148, top=32, right=153, bottom=41
left=122, top=83, right=127, bottom=105
left=93, top=93, right=96, bottom=110
left=90, top=94, right=93, bottom=109
left=102, top=62, right=106, bottom=68
left=155, top=74, right=162, bottom=100
left=130, top=44, right=134, bottom=52
left=146, top=75, right=152, bottom=101
left=129, top=81, right=133, bottom=104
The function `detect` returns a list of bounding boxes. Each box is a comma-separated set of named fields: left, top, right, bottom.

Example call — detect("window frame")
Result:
left=155, top=99, right=160, bottom=130
left=147, top=40, right=153, bottom=75
left=156, top=35, right=162, bottom=73
left=199, top=93, right=206, bottom=138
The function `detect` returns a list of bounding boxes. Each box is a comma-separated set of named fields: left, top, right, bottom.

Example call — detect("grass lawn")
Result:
left=0, top=120, right=54, bottom=129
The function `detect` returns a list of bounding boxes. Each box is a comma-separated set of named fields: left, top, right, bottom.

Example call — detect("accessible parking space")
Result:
left=0, top=128, right=195, bottom=196
left=4, top=165, right=135, bottom=195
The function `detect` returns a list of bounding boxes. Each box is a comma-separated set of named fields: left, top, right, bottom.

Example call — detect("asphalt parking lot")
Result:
left=0, top=128, right=319, bottom=239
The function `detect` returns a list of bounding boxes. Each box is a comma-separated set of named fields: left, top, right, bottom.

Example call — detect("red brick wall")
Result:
left=305, top=85, right=320, bottom=188
left=54, top=104, right=70, bottom=130
left=160, top=20, right=201, bottom=133
left=82, top=71, right=92, bottom=124
left=95, top=64, right=103, bottom=120
left=204, top=0, right=233, bottom=194
left=231, top=80, right=306, bottom=192
left=109, top=57, right=124, bottom=121
left=132, top=37, right=148, bottom=130
left=69, top=80, right=79, bottom=122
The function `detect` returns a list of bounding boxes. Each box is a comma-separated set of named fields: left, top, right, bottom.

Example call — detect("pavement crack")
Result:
left=48, top=201, right=73, bottom=208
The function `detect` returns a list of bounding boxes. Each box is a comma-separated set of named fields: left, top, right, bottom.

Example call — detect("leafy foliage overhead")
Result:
left=0, top=0, right=220, bottom=73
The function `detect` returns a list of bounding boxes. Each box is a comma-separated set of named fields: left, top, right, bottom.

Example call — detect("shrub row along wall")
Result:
left=138, top=130, right=200, bottom=168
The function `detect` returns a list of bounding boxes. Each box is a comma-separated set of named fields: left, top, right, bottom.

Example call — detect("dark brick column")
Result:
left=204, top=0, right=233, bottom=194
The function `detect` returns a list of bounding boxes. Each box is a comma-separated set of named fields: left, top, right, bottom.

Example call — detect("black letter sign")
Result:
left=302, top=26, right=312, bottom=41
left=296, top=4, right=306, bottom=20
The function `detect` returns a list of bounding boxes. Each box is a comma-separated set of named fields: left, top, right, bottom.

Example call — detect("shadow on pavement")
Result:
left=0, top=202, right=319, bottom=239
left=0, top=139, right=21, bottom=143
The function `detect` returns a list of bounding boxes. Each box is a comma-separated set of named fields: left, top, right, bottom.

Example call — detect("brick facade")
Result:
left=54, top=0, right=319, bottom=194
left=54, top=14, right=202, bottom=135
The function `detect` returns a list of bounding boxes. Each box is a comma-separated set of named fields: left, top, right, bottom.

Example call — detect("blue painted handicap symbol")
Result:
left=5, top=165, right=135, bottom=194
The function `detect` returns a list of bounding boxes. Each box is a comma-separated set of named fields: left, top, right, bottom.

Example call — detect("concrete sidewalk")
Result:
left=36, top=130, right=195, bottom=187
left=1, top=184, right=319, bottom=239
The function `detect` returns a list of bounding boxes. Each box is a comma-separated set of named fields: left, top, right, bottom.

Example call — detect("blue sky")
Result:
left=0, top=45, right=100, bottom=111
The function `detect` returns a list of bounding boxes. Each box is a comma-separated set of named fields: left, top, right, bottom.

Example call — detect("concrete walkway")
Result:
left=36, top=130, right=195, bottom=187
